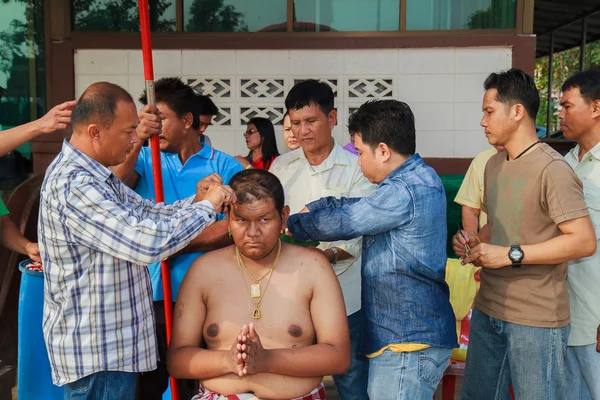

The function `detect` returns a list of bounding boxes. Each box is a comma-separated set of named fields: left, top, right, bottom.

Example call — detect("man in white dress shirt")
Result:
left=558, top=71, right=600, bottom=400
left=269, top=80, right=374, bottom=400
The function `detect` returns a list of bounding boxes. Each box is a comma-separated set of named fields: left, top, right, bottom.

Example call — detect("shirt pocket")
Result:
left=582, top=181, right=600, bottom=240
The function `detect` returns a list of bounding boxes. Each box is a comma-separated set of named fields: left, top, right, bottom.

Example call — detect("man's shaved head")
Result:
left=71, top=82, right=134, bottom=130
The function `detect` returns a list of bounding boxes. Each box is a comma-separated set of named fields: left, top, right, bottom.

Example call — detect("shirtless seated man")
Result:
left=168, top=168, right=350, bottom=400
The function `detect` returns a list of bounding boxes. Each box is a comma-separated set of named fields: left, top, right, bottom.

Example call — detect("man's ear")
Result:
left=591, top=100, right=600, bottom=119
left=377, top=142, right=392, bottom=162
left=281, top=205, right=291, bottom=231
left=183, top=112, right=194, bottom=130
left=512, top=104, right=526, bottom=122
left=328, top=109, right=338, bottom=131
left=87, top=124, right=101, bottom=141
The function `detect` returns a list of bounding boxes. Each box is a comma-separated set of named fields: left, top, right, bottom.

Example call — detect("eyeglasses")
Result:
left=243, top=129, right=259, bottom=138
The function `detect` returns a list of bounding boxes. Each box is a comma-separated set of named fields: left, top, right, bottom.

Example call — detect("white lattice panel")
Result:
left=240, top=78, right=285, bottom=98
left=240, top=106, right=285, bottom=125
left=187, top=78, right=232, bottom=98
left=74, top=47, right=513, bottom=158
left=347, top=78, right=394, bottom=99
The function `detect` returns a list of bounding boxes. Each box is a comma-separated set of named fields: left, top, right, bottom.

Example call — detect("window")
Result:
left=72, top=0, right=176, bottom=32
left=184, top=0, right=287, bottom=32
left=293, top=0, right=400, bottom=32
left=406, top=0, right=516, bottom=30
left=0, top=0, right=46, bottom=190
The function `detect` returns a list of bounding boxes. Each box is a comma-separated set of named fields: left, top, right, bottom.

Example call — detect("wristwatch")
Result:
left=330, top=247, right=339, bottom=265
left=508, top=245, right=524, bottom=268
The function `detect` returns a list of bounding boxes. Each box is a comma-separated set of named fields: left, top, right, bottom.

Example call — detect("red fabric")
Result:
left=193, top=382, right=326, bottom=400
left=250, top=155, right=278, bottom=171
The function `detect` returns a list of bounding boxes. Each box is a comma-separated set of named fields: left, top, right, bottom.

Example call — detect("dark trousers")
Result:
left=136, top=301, right=197, bottom=400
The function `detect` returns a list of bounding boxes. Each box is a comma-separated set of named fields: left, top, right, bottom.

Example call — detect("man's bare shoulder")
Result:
left=280, top=243, right=333, bottom=278
left=187, top=245, right=236, bottom=279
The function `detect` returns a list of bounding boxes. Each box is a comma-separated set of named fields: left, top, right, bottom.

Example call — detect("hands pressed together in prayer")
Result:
left=228, top=323, right=269, bottom=377
left=452, top=230, right=511, bottom=270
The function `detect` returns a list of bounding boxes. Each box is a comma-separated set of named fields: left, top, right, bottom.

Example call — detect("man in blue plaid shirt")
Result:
left=38, top=82, right=235, bottom=399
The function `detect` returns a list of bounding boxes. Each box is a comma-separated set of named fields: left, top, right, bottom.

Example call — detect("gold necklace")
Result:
left=236, top=239, right=281, bottom=319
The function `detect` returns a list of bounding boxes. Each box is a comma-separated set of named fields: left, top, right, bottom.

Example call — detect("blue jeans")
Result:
left=462, top=308, right=570, bottom=400
left=565, top=344, right=600, bottom=400
left=332, top=311, right=369, bottom=400
left=367, top=347, right=451, bottom=400
left=64, top=371, right=137, bottom=400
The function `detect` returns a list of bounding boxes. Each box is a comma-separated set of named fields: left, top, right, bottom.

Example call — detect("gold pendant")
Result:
left=252, top=307, right=261, bottom=319
left=250, top=283, right=261, bottom=298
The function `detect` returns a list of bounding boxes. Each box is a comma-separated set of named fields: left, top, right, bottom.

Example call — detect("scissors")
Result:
left=456, top=222, right=471, bottom=258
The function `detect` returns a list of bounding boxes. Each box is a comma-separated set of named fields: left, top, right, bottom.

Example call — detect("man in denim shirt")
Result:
left=288, top=100, right=456, bottom=400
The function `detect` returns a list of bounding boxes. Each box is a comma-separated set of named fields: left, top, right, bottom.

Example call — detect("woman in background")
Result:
left=282, top=112, right=300, bottom=151
left=236, top=117, right=279, bottom=170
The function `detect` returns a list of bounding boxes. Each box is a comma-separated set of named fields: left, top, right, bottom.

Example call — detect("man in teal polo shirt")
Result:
left=111, top=77, right=242, bottom=399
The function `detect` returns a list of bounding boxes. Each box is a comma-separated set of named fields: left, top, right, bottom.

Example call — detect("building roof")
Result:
left=535, top=0, right=600, bottom=57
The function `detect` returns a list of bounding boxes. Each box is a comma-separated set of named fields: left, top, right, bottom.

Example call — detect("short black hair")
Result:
left=247, top=117, right=280, bottom=167
left=348, top=100, right=416, bottom=156
left=71, top=82, right=134, bottom=129
left=195, top=94, right=219, bottom=116
left=285, top=79, right=334, bottom=116
left=229, top=169, right=285, bottom=216
left=562, top=71, right=600, bottom=103
left=483, top=68, right=540, bottom=120
left=139, top=77, right=200, bottom=129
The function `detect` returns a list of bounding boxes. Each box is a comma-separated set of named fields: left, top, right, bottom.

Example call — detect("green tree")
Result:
left=466, top=0, right=516, bottom=29
left=0, top=0, right=45, bottom=126
left=72, top=0, right=174, bottom=32
left=185, top=0, right=247, bottom=32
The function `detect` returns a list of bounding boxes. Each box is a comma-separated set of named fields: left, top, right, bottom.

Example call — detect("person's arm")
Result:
left=111, top=104, right=160, bottom=188
left=459, top=160, right=596, bottom=268
left=455, top=156, right=485, bottom=235
left=240, top=251, right=350, bottom=377
left=234, top=155, right=251, bottom=169
left=63, top=177, right=234, bottom=266
left=461, top=216, right=596, bottom=268
left=168, top=258, right=244, bottom=379
left=180, top=219, right=232, bottom=253
left=288, top=182, right=412, bottom=242
left=0, top=100, right=76, bottom=157
left=461, top=206, right=480, bottom=235
left=1, top=215, right=40, bottom=261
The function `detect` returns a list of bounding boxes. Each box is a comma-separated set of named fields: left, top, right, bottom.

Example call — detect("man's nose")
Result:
left=247, top=222, right=260, bottom=237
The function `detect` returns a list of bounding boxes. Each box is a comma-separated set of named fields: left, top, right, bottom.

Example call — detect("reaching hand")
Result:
left=461, top=243, right=511, bottom=270
left=137, top=104, right=163, bottom=142
left=239, top=323, right=268, bottom=375
left=25, top=242, right=41, bottom=262
left=35, top=100, right=77, bottom=134
left=195, top=173, right=223, bottom=202
left=452, top=229, right=478, bottom=259
left=204, top=185, right=236, bottom=213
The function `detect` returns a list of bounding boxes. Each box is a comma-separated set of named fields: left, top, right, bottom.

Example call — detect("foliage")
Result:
left=185, top=0, right=248, bottom=32
left=466, top=0, right=516, bottom=29
left=534, top=41, right=600, bottom=131
left=72, top=0, right=174, bottom=32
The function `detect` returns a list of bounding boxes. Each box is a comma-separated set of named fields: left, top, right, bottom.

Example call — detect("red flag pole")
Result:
left=137, top=2, right=179, bottom=399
